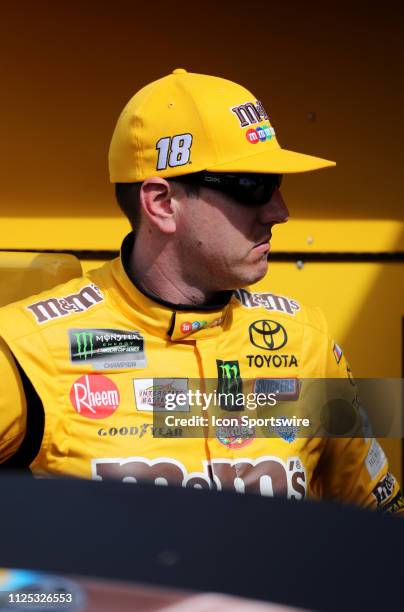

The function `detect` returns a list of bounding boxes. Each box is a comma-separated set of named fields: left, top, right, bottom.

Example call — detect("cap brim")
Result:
left=205, top=147, right=335, bottom=174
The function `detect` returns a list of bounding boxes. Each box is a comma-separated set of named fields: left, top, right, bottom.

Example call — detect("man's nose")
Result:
left=258, top=188, right=289, bottom=225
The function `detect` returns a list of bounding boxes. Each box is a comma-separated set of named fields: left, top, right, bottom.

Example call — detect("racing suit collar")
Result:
left=111, top=232, right=232, bottom=340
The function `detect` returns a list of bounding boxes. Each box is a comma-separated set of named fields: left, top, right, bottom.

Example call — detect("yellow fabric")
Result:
left=0, top=237, right=401, bottom=513
left=0, top=251, right=82, bottom=307
left=108, top=69, right=335, bottom=182
left=0, top=337, right=26, bottom=461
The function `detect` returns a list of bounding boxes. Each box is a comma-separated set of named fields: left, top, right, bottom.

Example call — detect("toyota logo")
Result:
left=249, top=320, right=288, bottom=350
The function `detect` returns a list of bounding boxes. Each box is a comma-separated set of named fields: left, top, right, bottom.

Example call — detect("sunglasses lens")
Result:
left=234, top=174, right=282, bottom=206
left=176, top=172, right=282, bottom=206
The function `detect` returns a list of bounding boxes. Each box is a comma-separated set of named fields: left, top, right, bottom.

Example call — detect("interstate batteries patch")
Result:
left=69, top=329, right=146, bottom=370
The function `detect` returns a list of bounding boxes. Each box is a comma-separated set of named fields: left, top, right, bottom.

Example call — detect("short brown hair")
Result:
left=115, top=183, right=142, bottom=229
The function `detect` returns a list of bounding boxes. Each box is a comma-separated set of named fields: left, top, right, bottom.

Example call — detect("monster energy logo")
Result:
left=216, top=360, right=243, bottom=411
left=219, top=362, right=239, bottom=379
left=69, top=328, right=146, bottom=369
left=73, top=332, right=95, bottom=359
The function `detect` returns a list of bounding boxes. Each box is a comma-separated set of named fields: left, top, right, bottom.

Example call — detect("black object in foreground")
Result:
left=0, top=474, right=402, bottom=611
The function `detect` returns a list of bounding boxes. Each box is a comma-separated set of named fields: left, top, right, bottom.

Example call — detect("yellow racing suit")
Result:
left=0, top=233, right=402, bottom=514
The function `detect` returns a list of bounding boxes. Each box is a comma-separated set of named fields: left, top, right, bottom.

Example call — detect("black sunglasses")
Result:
left=173, top=172, right=283, bottom=207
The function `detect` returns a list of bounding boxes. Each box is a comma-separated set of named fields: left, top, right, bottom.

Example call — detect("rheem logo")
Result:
left=70, top=375, right=120, bottom=419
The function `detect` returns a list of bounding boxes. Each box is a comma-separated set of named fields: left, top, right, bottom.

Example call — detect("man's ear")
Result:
left=139, top=177, right=177, bottom=234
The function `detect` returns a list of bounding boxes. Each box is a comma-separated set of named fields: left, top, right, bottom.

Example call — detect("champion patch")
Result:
left=69, top=328, right=146, bottom=370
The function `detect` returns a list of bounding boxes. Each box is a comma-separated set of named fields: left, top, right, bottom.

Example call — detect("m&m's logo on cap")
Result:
left=246, top=125, right=275, bottom=144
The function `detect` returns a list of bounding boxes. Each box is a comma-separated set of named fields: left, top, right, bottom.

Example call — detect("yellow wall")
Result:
left=0, top=1, right=402, bottom=250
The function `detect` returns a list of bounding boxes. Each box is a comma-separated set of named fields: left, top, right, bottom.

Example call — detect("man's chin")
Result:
left=232, top=260, right=269, bottom=288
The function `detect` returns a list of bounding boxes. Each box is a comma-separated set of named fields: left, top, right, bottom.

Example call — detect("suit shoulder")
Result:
left=231, top=287, right=328, bottom=334
left=0, top=271, right=106, bottom=342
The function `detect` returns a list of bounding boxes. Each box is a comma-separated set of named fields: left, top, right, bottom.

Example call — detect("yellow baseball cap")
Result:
left=109, top=68, right=335, bottom=182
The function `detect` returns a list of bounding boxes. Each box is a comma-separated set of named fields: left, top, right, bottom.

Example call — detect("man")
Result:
left=0, top=69, right=402, bottom=513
